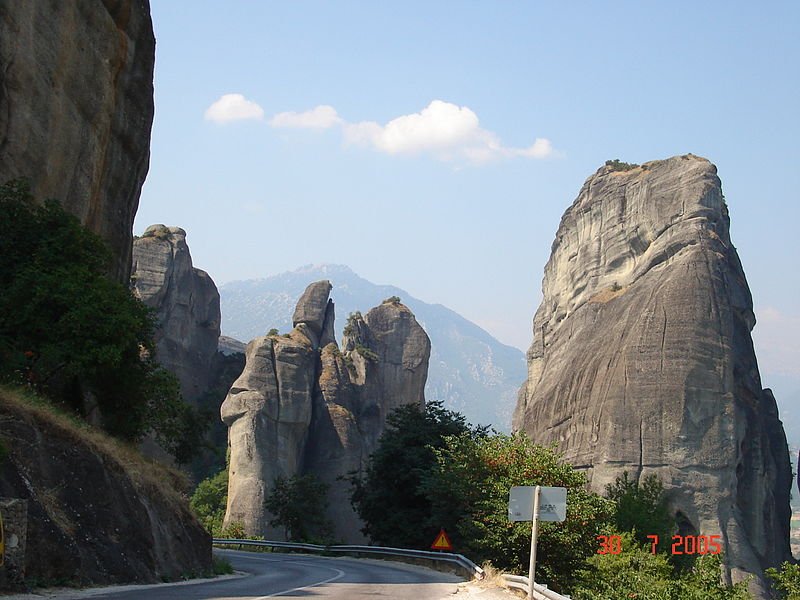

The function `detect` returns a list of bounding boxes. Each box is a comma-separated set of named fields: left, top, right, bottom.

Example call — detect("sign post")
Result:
left=508, top=485, right=567, bottom=599
left=527, top=486, right=540, bottom=599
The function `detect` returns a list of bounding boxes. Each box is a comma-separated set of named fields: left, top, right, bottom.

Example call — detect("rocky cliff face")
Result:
left=132, top=225, right=221, bottom=406
left=513, top=155, right=791, bottom=596
left=0, top=0, right=155, bottom=281
left=0, top=387, right=211, bottom=585
left=222, top=282, right=431, bottom=541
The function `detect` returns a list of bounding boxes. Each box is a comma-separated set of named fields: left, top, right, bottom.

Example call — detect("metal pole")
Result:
left=528, top=485, right=540, bottom=600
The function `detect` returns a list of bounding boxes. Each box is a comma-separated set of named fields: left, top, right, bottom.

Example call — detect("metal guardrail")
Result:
left=500, top=573, right=571, bottom=599
left=212, top=538, right=484, bottom=580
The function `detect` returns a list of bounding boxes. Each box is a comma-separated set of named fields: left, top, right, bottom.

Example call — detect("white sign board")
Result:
left=508, top=486, right=567, bottom=522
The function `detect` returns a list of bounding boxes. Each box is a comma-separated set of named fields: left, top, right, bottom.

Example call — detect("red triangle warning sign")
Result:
left=431, top=528, right=453, bottom=551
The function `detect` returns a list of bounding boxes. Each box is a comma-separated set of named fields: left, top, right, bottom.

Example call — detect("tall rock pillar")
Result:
left=222, top=284, right=431, bottom=541
left=132, top=225, right=221, bottom=406
left=513, top=155, right=791, bottom=597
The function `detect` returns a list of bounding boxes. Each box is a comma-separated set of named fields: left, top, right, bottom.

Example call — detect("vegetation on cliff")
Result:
left=351, top=401, right=759, bottom=597
left=0, top=180, right=202, bottom=460
left=604, top=158, right=640, bottom=171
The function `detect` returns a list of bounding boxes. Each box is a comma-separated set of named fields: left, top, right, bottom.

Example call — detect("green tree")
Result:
left=0, top=179, right=202, bottom=457
left=349, top=400, right=484, bottom=548
left=673, top=554, right=752, bottom=600
left=766, top=562, right=800, bottom=599
left=424, top=432, right=614, bottom=593
left=190, top=468, right=228, bottom=535
left=265, top=474, right=333, bottom=543
left=573, top=532, right=677, bottom=599
left=573, top=532, right=752, bottom=599
left=605, top=471, right=675, bottom=553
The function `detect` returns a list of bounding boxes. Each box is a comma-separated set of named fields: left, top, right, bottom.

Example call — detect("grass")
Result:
left=0, top=384, right=191, bottom=513
left=211, top=555, right=234, bottom=575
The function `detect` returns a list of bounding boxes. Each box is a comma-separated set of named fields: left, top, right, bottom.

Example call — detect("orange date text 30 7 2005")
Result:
left=596, top=534, right=722, bottom=556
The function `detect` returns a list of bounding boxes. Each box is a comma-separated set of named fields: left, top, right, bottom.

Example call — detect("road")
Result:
left=46, top=550, right=465, bottom=600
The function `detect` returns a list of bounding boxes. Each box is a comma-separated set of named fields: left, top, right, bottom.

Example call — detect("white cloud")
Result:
left=342, top=100, right=555, bottom=164
left=515, top=138, right=555, bottom=159
left=260, top=99, right=556, bottom=165
left=204, top=94, right=264, bottom=123
left=269, top=105, right=342, bottom=129
left=344, top=100, right=481, bottom=154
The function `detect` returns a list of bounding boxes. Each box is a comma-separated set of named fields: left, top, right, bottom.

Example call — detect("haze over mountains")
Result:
left=220, top=264, right=525, bottom=430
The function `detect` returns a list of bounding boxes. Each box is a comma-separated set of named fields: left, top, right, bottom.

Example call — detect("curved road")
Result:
left=77, top=550, right=464, bottom=599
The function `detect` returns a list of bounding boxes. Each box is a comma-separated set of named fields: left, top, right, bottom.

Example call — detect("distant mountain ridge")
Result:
left=219, top=264, right=525, bottom=430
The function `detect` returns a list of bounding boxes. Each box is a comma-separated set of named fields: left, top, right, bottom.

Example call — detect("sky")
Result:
left=135, top=1, right=800, bottom=411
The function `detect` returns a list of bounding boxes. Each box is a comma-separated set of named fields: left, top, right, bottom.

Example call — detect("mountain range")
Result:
left=219, top=264, right=525, bottom=430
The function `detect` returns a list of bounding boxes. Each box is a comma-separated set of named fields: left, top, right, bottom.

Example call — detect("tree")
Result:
left=605, top=471, right=675, bottom=553
left=0, top=179, right=202, bottom=457
left=572, top=532, right=752, bottom=600
left=350, top=400, right=484, bottom=548
left=766, top=562, right=800, bottom=599
left=424, top=432, right=614, bottom=593
left=190, top=468, right=228, bottom=535
left=265, top=474, right=333, bottom=543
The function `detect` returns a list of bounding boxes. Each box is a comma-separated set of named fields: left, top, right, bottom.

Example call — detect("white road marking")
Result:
left=254, top=561, right=346, bottom=598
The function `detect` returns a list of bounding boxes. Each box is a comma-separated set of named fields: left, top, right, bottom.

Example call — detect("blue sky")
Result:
left=136, top=1, right=799, bottom=407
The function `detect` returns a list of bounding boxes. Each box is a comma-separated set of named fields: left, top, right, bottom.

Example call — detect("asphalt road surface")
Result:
left=56, top=550, right=465, bottom=600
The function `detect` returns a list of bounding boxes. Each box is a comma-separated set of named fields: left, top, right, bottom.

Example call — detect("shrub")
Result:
left=211, top=555, right=234, bottom=575
left=572, top=534, right=751, bottom=599
left=354, top=343, right=379, bottom=362
left=605, top=159, right=639, bottom=171
left=383, top=296, right=401, bottom=304
left=343, top=311, right=363, bottom=337
left=605, top=472, right=675, bottom=553
left=766, top=562, right=800, bottom=599
left=190, top=468, right=228, bottom=536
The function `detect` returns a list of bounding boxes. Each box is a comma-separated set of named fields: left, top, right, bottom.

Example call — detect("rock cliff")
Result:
left=222, top=283, right=431, bottom=541
left=0, top=387, right=211, bottom=585
left=0, top=0, right=155, bottom=282
left=513, top=155, right=791, bottom=595
left=132, top=225, right=221, bottom=406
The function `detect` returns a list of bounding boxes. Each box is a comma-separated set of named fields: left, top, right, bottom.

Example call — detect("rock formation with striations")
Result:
left=132, top=225, right=221, bottom=406
left=0, top=0, right=155, bottom=282
left=0, top=387, right=211, bottom=586
left=513, top=155, right=791, bottom=596
left=222, top=282, right=430, bottom=541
